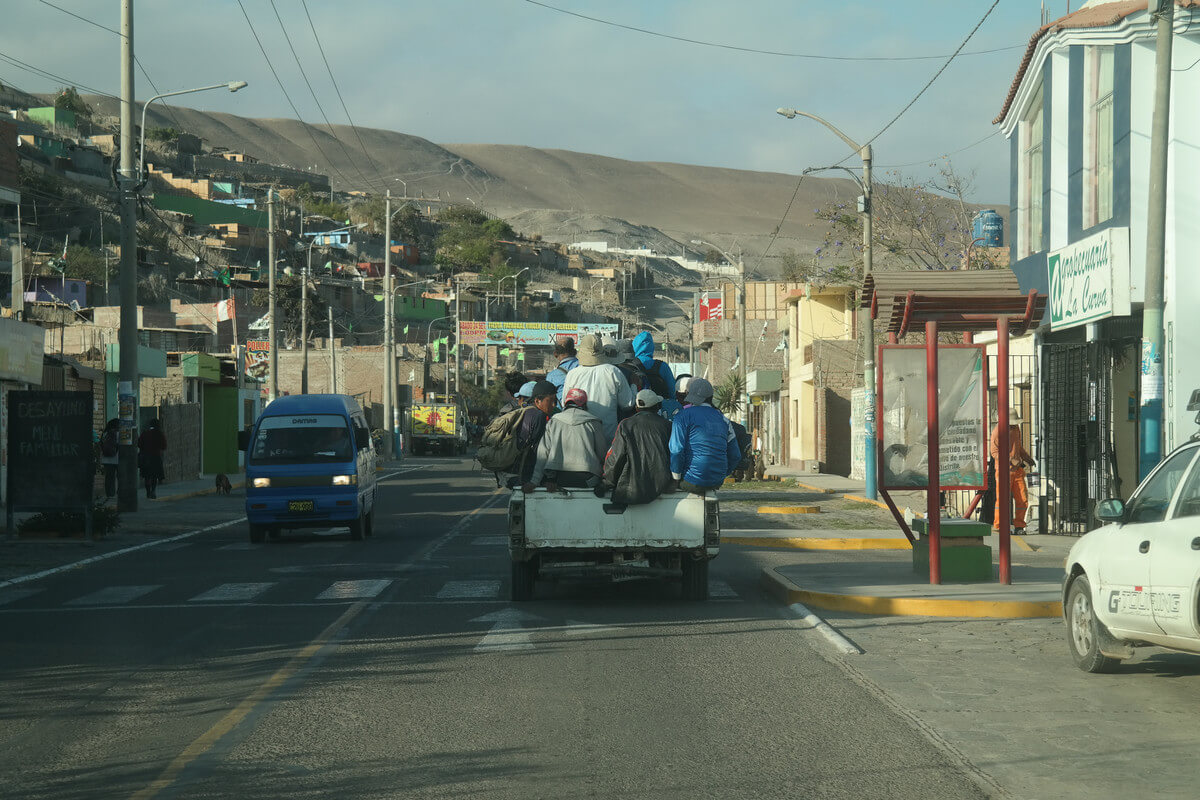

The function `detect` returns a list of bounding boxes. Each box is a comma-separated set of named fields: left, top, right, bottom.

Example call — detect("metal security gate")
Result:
left=1041, top=342, right=1114, bottom=535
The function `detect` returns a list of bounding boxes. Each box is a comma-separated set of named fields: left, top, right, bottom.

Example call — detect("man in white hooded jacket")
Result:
left=562, top=333, right=634, bottom=441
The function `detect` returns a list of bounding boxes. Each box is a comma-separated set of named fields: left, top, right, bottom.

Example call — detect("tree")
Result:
left=482, top=218, right=514, bottom=241
left=252, top=276, right=326, bottom=342
left=146, top=127, right=179, bottom=143
left=54, top=86, right=91, bottom=118
left=713, top=374, right=744, bottom=417
left=61, top=245, right=111, bottom=284
left=704, top=247, right=724, bottom=265
left=433, top=206, right=515, bottom=272
left=811, top=162, right=998, bottom=272
left=779, top=247, right=861, bottom=287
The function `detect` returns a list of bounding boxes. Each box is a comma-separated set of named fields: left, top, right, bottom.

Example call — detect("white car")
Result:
left=1063, top=438, right=1200, bottom=672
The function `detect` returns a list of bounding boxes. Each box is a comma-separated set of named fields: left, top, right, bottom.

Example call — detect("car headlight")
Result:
left=252, top=477, right=271, bottom=488
left=331, top=474, right=356, bottom=486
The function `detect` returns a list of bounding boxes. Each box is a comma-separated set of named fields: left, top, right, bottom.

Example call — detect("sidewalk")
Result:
left=752, top=467, right=1074, bottom=618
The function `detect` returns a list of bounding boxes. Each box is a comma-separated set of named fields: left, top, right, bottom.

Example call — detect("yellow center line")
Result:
left=130, top=599, right=370, bottom=800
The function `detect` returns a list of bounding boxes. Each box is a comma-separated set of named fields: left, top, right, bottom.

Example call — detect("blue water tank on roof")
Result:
left=972, top=210, right=1004, bottom=248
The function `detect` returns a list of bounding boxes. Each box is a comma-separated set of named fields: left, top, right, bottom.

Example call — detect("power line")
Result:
left=0, top=49, right=116, bottom=99
left=873, top=130, right=1001, bottom=170
left=266, top=0, right=382, bottom=195
left=522, top=0, right=1022, bottom=62
left=235, top=0, right=355, bottom=190
left=301, top=0, right=388, bottom=198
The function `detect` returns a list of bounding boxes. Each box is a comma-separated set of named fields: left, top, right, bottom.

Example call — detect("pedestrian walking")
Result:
left=137, top=419, right=167, bottom=499
left=99, top=418, right=119, bottom=500
left=991, top=419, right=1036, bottom=534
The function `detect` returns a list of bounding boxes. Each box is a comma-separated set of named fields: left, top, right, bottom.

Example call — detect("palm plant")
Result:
left=713, top=373, right=744, bottom=416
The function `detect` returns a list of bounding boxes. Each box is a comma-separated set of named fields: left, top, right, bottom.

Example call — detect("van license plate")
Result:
left=288, top=500, right=314, bottom=512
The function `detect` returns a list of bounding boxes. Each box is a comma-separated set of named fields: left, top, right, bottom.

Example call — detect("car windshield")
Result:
left=250, top=414, right=353, bottom=464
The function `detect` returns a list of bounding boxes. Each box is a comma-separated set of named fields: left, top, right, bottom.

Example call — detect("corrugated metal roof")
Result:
left=861, top=270, right=1036, bottom=334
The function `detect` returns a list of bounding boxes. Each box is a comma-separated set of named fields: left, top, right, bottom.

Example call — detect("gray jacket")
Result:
left=530, top=406, right=609, bottom=485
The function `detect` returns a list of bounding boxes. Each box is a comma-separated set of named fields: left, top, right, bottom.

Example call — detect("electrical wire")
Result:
left=0, top=49, right=116, bottom=99
left=872, top=130, right=1001, bottom=170
left=522, top=0, right=1022, bottom=62
left=235, top=0, right=355, bottom=190
left=266, top=0, right=382, bottom=195
left=300, top=0, right=388, bottom=197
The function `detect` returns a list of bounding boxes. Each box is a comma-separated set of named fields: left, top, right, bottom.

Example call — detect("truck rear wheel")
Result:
left=511, top=558, right=537, bottom=601
left=681, top=557, right=708, bottom=601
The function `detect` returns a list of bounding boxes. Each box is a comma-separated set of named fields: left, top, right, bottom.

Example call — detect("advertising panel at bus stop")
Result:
left=458, top=321, right=619, bottom=346
left=878, top=345, right=986, bottom=490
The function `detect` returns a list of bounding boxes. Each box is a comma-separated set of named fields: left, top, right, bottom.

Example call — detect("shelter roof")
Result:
left=861, top=270, right=1043, bottom=336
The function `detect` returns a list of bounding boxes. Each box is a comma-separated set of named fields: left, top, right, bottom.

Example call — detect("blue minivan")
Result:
left=240, top=394, right=377, bottom=543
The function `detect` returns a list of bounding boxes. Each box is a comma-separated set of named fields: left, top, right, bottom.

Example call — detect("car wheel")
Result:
left=1066, top=575, right=1122, bottom=673
left=511, top=558, right=537, bottom=601
left=681, top=556, right=709, bottom=601
left=349, top=512, right=366, bottom=541
left=248, top=524, right=266, bottom=544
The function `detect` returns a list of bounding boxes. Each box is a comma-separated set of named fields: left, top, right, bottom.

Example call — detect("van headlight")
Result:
left=331, top=475, right=356, bottom=486
left=252, top=477, right=271, bottom=488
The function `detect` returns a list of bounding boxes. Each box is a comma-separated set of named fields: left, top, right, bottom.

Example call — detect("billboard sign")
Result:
left=245, top=339, right=270, bottom=381
left=458, top=321, right=618, bottom=346
left=699, top=293, right=723, bottom=321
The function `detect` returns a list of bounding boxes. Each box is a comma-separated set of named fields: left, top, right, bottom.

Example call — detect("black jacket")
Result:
left=603, top=411, right=673, bottom=505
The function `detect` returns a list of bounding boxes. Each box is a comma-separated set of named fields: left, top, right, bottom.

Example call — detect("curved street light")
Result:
left=497, top=267, right=530, bottom=309
left=777, top=106, right=877, bottom=500
left=655, top=294, right=696, bottom=374
left=690, top=239, right=748, bottom=426
left=139, top=81, right=247, bottom=179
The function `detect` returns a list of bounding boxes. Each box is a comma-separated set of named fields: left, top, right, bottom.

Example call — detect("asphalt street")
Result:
left=0, top=456, right=990, bottom=800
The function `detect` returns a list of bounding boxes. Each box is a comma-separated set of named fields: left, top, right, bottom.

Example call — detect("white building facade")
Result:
left=996, top=1, right=1200, bottom=531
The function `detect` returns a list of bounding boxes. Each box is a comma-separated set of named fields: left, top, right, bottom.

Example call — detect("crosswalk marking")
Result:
left=188, top=583, right=275, bottom=603
left=316, top=579, right=393, bottom=600
left=217, top=543, right=261, bottom=551
left=66, top=585, right=161, bottom=606
left=471, top=536, right=506, bottom=546
left=709, top=580, right=738, bottom=598
left=0, top=588, right=41, bottom=606
left=436, top=580, right=500, bottom=599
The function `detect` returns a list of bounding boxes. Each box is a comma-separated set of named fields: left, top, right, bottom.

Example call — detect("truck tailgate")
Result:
left=515, top=489, right=710, bottom=548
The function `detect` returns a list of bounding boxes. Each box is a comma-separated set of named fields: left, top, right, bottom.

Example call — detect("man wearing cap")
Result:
left=497, top=372, right=528, bottom=414
left=563, top=333, right=634, bottom=442
left=511, top=380, right=558, bottom=486
left=524, top=387, right=607, bottom=492
left=667, top=374, right=693, bottom=420
left=515, top=380, right=537, bottom=407
left=669, top=377, right=741, bottom=493
left=602, top=388, right=674, bottom=505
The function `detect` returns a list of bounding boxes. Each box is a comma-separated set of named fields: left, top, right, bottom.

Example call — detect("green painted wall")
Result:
left=153, top=194, right=268, bottom=228
left=396, top=296, right=447, bottom=321
left=202, top=384, right=239, bottom=474
left=27, top=107, right=76, bottom=129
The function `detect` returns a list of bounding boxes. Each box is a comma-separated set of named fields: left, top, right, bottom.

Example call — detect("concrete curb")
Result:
left=726, top=535, right=910, bottom=550
left=791, top=480, right=839, bottom=494
left=757, top=505, right=820, bottom=514
left=841, top=493, right=895, bottom=512
left=761, top=567, right=1063, bottom=619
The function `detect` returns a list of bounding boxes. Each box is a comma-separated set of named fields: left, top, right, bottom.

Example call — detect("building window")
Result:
left=1019, top=84, right=1044, bottom=258
left=1083, top=46, right=1114, bottom=228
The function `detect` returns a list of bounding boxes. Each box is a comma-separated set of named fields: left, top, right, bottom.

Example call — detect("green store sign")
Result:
left=1047, top=227, right=1130, bottom=331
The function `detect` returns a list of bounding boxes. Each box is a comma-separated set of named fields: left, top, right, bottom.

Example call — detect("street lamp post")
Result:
left=303, top=224, right=356, bottom=395
left=655, top=294, right=694, bottom=373
left=498, top=267, right=530, bottom=311
left=777, top=107, right=876, bottom=500
left=691, top=240, right=748, bottom=427
left=383, top=276, right=433, bottom=456
left=425, top=314, right=453, bottom=397
left=139, top=81, right=247, bottom=178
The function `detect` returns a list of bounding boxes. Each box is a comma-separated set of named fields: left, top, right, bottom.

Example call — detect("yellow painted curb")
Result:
left=792, top=481, right=839, bottom=495
left=1012, top=536, right=1035, bottom=552
left=761, top=569, right=1062, bottom=619
left=725, top=536, right=911, bottom=550
left=758, top=505, right=820, bottom=514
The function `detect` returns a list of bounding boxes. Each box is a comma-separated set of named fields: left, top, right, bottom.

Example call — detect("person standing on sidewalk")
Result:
left=138, top=419, right=168, bottom=499
left=991, top=420, right=1035, bottom=534
left=99, top=418, right=120, bottom=500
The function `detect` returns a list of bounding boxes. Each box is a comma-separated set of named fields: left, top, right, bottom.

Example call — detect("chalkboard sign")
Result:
left=7, top=391, right=94, bottom=521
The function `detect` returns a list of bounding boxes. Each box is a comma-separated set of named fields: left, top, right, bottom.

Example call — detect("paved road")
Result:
left=0, top=457, right=990, bottom=799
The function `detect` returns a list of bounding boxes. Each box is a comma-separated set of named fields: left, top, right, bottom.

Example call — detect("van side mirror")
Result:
left=355, top=426, right=369, bottom=450
left=1096, top=498, right=1126, bottom=523
left=237, top=431, right=249, bottom=451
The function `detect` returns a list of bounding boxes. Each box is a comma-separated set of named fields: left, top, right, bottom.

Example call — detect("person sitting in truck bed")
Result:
left=511, top=380, right=558, bottom=487
left=602, top=388, right=675, bottom=505
left=562, top=333, right=634, bottom=442
left=497, top=371, right=528, bottom=414
left=525, top=387, right=607, bottom=492
left=668, top=377, right=741, bottom=494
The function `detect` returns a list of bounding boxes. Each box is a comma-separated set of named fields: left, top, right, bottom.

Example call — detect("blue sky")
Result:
left=0, top=1, right=1070, bottom=203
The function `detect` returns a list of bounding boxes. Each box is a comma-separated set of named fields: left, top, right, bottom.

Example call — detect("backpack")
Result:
left=644, top=360, right=671, bottom=399
left=476, top=407, right=527, bottom=473
left=100, top=429, right=118, bottom=458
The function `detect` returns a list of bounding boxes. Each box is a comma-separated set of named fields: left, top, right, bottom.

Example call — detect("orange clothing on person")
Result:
left=990, top=423, right=1035, bottom=531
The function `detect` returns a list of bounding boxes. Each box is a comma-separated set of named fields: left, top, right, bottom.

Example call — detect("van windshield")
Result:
left=250, top=414, right=354, bottom=464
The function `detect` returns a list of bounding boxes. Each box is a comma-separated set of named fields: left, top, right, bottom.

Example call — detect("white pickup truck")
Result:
left=507, top=488, right=721, bottom=601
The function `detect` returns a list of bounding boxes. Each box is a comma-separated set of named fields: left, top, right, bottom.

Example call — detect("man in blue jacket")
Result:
left=632, top=331, right=679, bottom=418
left=545, top=338, right=579, bottom=404
left=668, top=377, right=741, bottom=493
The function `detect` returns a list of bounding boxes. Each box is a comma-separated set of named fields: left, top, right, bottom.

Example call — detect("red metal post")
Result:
left=888, top=332, right=898, bottom=345
left=997, top=316, right=1012, bottom=584
left=926, top=320, right=941, bottom=585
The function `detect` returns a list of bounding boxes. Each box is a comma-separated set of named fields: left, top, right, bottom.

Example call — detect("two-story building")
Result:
left=996, top=0, right=1200, bottom=531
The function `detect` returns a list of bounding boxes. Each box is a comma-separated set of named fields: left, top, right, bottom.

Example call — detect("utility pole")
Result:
left=738, top=256, right=749, bottom=428
left=453, top=277, right=461, bottom=395
left=267, top=188, right=278, bottom=402
left=116, top=0, right=138, bottom=512
left=382, top=190, right=394, bottom=458
left=328, top=306, right=336, bottom=393
left=1140, top=0, right=1173, bottom=479
left=301, top=239, right=309, bottom=394
left=861, top=144, right=877, bottom=500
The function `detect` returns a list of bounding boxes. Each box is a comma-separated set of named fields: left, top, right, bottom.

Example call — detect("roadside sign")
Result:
left=6, top=390, right=94, bottom=536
